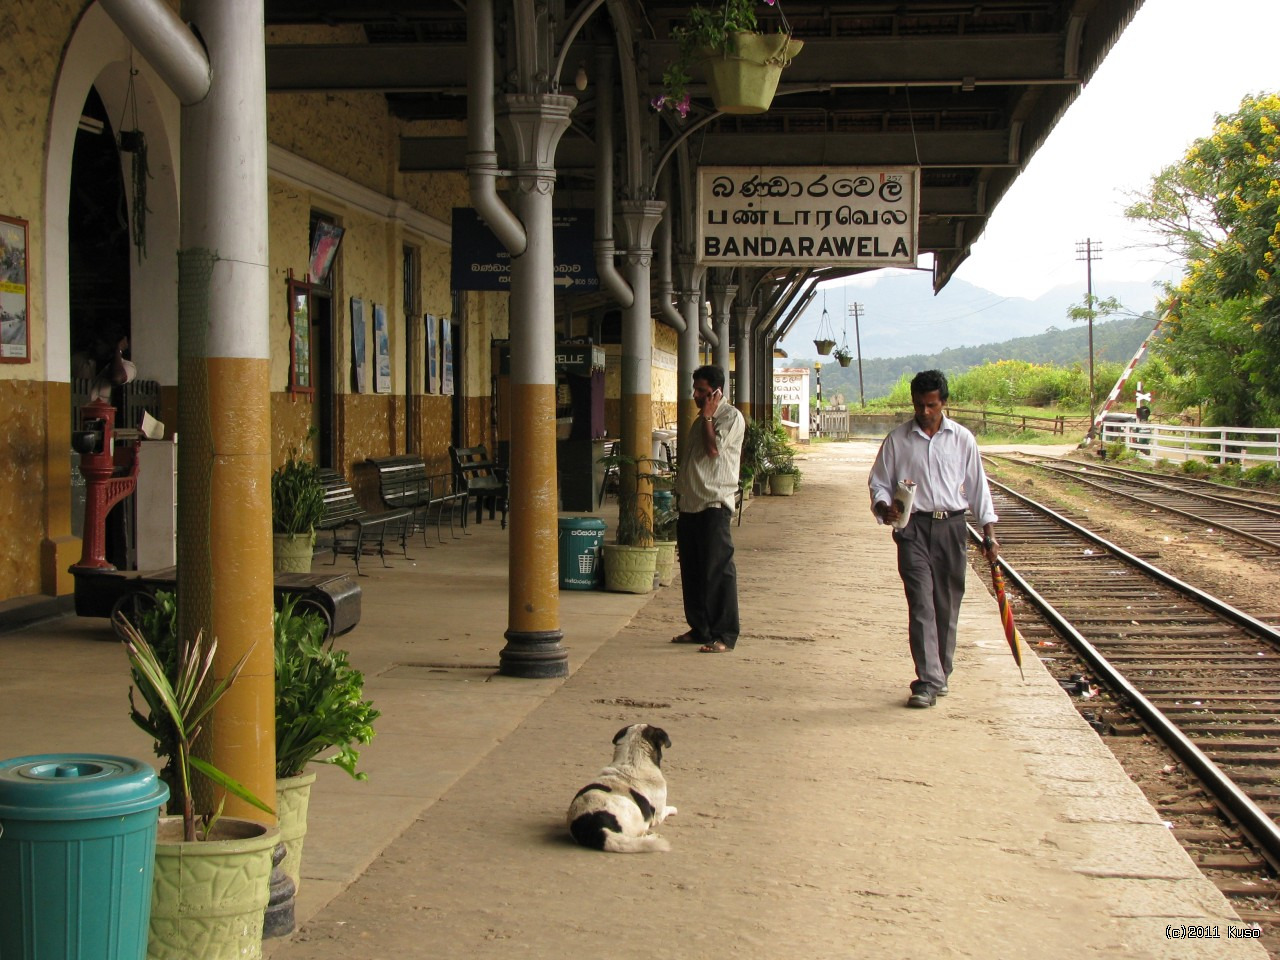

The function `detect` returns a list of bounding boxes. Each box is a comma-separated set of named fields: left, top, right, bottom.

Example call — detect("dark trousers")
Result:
left=893, top=513, right=967, bottom=692
left=676, top=507, right=739, bottom=648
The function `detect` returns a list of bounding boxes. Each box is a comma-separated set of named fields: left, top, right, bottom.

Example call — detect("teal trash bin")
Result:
left=0, top=754, right=169, bottom=960
left=558, top=516, right=606, bottom=589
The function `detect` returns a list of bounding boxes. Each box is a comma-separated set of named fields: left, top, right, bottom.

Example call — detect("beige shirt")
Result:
left=675, top=403, right=745, bottom=512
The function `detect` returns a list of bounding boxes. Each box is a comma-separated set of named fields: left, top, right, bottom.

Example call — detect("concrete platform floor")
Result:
left=0, top=440, right=1264, bottom=959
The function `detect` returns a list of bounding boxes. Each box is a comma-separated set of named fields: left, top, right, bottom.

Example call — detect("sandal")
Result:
left=698, top=640, right=732, bottom=653
left=672, top=631, right=703, bottom=644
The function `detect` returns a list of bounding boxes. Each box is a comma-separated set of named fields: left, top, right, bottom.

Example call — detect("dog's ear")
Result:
left=612, top=725, right=634, bottom=745
left=644, top=725, right=672, bottom=750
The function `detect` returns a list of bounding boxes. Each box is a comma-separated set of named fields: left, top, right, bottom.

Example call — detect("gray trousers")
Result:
left=893, top=512, right=967, bottom=693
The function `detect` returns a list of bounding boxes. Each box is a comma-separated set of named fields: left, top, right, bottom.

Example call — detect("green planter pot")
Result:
left=275, top=772, right=317, bottom=897
left=769, top=473, right=796, bottom=496
left=272, top=532, right=315, bottom=574
left=654, top=540, right=677, bottom=587
left=702, top=32, right=804, bottom=115
left=602, top=544, right=658, bottom=594
left=148, top=817, right=279, bottom=960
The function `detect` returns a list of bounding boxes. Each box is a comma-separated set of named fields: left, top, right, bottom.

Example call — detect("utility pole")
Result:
left=847, top=302, right=866, bottom=408
left=1076, top=238, right=1102, bottom=434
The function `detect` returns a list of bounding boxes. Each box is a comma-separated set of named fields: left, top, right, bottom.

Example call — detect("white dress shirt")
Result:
left=868, top=415, right=997, bottom=526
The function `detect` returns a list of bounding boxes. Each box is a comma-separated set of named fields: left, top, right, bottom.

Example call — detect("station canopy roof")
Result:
left=264, top=0, right=1144, bottom=293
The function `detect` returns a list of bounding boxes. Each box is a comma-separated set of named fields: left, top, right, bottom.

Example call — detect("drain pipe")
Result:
left=654, top=171, right=685, bottom=333
left=467, top=0, right=525, bottom=256
left=99, top=0, right=211, bottom=104
left=593, top=46, right=632, bottom=307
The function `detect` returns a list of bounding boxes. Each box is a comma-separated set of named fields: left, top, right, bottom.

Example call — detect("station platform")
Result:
left=0, top=441, right=1263, bottom=959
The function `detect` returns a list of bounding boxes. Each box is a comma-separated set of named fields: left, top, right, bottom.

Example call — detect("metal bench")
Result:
left=317, top=469, right=411, bottom=575
left=450, top=445, right=508, bottom=528
left=366, top=455, right=467, bottom=545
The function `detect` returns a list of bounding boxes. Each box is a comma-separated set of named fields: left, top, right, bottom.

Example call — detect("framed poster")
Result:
left=287, top=278, right=313, bottom=397
left=373, top=303, right=391, bottom=394
left=425, top=313, right=439, bottom=394
left=441, top=317, right=454, bottom=396
left=308, top=221, right=344, bottom=284
left=0, top=215, right=30, bottom=363
left=350, top=297, right=367, bottom=393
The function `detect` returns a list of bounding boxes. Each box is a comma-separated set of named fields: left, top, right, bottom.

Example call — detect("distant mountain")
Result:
left=791, top=315, right=1158, bottom=402
left=777, top=273, right=1170, bottom=361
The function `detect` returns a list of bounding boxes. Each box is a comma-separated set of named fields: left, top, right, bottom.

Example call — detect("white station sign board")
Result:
left=697, top=166, right=919, bottom=268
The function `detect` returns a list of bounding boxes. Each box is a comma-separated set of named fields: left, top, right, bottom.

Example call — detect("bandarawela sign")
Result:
left=697, top=166, right=919, bottom=268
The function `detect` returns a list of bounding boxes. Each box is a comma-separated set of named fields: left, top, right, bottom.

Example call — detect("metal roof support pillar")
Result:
left=618, top=199, right=665, bottom=540
left=675, top=256, right=706, bottom=431
left=176, top=0, right=275, bottom=819
left=707, top=280, right=737, bottom=396
left=495, top=92, right=577, bottom=679
left=733, top=303, right=756, bottom=421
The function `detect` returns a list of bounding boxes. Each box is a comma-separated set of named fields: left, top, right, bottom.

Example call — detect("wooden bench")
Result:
left=450, top=445, right=508, bottom=528
left=366, top=455, right=468, bottom=545
left=317, top=469, right=411, bottom=575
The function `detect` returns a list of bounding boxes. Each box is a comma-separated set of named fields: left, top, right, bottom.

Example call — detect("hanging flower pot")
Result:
left=701, top=32, right=803, bottom=115
left=813, top=339, right=836, bottom=356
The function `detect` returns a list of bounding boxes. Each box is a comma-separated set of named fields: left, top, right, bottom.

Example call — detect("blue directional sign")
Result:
left=451, top=207, right=599, bottom=292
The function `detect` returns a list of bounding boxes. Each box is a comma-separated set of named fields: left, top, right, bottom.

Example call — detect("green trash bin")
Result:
left=0, top=754, right=169, bottom=960
left=558, top=516, right=606, bottom=589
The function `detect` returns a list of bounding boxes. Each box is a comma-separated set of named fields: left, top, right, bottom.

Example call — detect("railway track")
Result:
left=989, top=453, right=1280, bottom=559
left=978, top=478, right=1280, bottom=939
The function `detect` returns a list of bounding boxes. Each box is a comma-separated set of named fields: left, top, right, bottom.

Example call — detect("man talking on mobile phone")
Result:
left=672, top=365, right=746, bottom=653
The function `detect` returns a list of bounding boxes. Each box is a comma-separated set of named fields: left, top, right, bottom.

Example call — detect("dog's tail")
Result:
left=602, top=831, right=671, bottom=854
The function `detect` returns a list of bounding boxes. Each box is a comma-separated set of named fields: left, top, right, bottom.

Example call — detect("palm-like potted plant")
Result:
left=274, top=594, right=379, bottom=895
left=271, top=440, right=324, bottom=573
left=761, top=417, right=802, bottom=495
left=597, top=448, right=661, bottom=594
left=651, top=474, right=680, bottom=587
left=654, top=0, right=803, bottom=117
left=118, top=600, right=279, bottom=960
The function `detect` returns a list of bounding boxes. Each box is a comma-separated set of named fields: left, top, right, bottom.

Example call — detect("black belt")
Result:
left=913, top=509, right=966, bottom=519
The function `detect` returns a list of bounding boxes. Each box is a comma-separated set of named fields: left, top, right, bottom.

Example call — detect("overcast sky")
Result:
left=945, top=0, right=1280, bottom=300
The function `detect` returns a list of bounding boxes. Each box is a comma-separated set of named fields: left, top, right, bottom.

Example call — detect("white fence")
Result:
left=1103, top=422, right=1280, bottom=466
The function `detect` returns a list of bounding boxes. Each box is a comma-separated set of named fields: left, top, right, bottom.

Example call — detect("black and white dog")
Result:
left=566, top=724, right=676, bottom=853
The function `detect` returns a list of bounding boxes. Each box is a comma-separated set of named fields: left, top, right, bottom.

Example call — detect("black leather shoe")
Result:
left=907, top=690, right=936, bottom=708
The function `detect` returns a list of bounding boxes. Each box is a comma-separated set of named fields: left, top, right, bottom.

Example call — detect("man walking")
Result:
left=673, top=365, right=745, bottom=653
left=869, top=370, right=999, bottom=707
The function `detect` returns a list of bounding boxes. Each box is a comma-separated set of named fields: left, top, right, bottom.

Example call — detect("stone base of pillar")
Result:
left=499, top=629, right=570, bottom=678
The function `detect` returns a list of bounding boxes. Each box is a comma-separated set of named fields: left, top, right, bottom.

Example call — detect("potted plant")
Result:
left=274, top=594, right=379, bottom=896
left=741, top=417, right=770, bottom=496
left=651, top=476, right=679, bottom=587
left=654, top=0, right=803, bottom=117
left=597, top=448, right=660, bottom=594
left=833, top=345, right=853, bottom=368
left=118, top=599, right=278, bottom=960
left=761, top=417, right=802, bottom=495
left=271, top=439, right=324, bottom=573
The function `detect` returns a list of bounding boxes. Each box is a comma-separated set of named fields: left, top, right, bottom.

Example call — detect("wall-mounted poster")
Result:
left=309, top=221, right=345, bottom=284
left=0, top=215, right=30, bottom=363
left=425, top=313, right=439, bottom=394
left=441, top=318, right=454, bottom=396
left=350, top=297, right=367, bottom=393
left=373, top=303, right=391, bottom=394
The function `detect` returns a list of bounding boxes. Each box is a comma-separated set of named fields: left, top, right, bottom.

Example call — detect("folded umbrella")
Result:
left=990, top=562, right=1025, bottom=681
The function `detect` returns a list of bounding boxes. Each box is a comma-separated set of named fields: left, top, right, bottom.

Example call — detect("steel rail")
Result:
left=989, top=546, right=1280, bottom=873
left=967, top=490, right=1280, bottom=871
left=991, top=456, right=1280, bottom=555
left=987, top=478, right=1280, bottom=643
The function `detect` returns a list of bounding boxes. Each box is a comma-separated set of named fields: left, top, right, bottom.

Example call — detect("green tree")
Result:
left=1124, top=92, right=1280, bottom=424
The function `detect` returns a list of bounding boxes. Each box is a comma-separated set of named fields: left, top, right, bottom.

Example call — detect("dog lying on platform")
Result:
left=566, top=723, right=676, bottom=853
